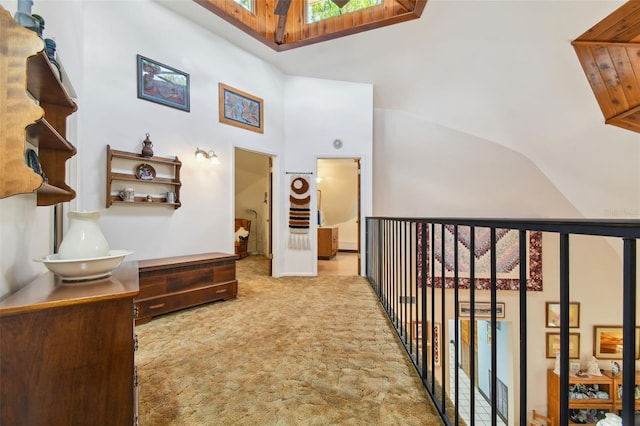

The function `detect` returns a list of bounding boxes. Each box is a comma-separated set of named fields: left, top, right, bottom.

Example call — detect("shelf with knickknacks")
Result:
left=106, top=137, right=181, bottom=209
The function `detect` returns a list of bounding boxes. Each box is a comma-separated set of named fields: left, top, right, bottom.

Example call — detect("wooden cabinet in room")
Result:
left=318, top=226, right=339, bottom=259
left=135, top=253, right=238, bottom=325
left=106, top=145, right=182, bottom=208
left=547, top=369, right=640, bottom=425
left=0, top=262, right=140, bottom=425
left=0, top=7, right=77, bottom=204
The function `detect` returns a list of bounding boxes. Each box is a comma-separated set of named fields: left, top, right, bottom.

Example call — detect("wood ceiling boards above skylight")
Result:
left=572, top=1, right=640, bottom=134
left=194, top=0, right=427, bottom=51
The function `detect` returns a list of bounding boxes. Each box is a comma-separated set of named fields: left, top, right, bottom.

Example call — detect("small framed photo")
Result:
left=458, top=301, right=505, bottom=318
left=137, top=55, right=190, bottom=112
left=593, top=325, right=640, bottom=359
left=545, top=302, right=580, bottom=328
left=219, top=83, right=264, bottom=133
left=546, top=332, right=580, bottom=359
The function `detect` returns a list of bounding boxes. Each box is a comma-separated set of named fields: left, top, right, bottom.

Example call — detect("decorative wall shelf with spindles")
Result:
left=106, top=145, right=182, bottom=209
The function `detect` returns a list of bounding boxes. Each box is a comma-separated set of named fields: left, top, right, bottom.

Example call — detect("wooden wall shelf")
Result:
left=106, top=145, right=182, bottom=209
left=0, top=6, right=77, bottom=204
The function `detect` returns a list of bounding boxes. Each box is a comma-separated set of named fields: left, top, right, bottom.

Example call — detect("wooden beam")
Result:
left=275, top=14, right=288, bottom=44
left=274, top=0, right=292, bottom=16
left=395, top=0, right=414, bottom=12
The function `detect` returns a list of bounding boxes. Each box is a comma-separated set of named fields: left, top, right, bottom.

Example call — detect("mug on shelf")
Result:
left=119, top=188, right=135, bottom=202
left=166, top=192, right=176, bottom=203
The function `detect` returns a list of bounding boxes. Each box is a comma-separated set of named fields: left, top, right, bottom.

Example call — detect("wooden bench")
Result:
left=135, top=253, right=237, bottom=325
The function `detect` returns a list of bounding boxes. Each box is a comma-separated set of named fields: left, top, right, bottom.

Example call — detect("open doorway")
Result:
left=234, top=148, right=272, bottom=275
left=316, top=158, right=360, bottom=276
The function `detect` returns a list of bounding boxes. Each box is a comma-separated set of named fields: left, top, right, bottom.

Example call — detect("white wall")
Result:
left=373, top=109, right=584, bottom=218
left=0, top=0, right=82, bottom=296
left=76, top=0, right=285, bottom=262
left=282, top=76, right=373, bottom=276
left=0, top=0, right=375, bottom=294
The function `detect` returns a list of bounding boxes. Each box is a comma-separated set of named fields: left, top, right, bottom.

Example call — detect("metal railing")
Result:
left=365, top=217, right=640, bottom=425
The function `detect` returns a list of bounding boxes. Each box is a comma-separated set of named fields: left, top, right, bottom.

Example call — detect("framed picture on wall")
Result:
left=219, top=83, right=264, bottom=133
left=593, top=325, right=640, bottom=359
left=546, top=332, right=580, bottom=359
left=136, top=55, right=190, bottom=112
left=458, top=301, right=505, bottom=318
left=545, top=302, right=580, bottom=328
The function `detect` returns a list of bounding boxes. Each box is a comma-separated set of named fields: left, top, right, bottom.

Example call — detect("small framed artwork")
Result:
left=593, top=325, right=640, bottom=359
left=546, top=332, right=580, bottom=359
left=545, top=302, right=580, bottom=328
left=219, top=83, right=264, bottom=133
left=137, top=55, right=190, bottom=112
left=458, top=301, right=505, bottom=318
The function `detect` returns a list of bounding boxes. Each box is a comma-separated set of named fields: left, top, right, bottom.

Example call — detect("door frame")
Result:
left=316, top=157, right=362, bottom=275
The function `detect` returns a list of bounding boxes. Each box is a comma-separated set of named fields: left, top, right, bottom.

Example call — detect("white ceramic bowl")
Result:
left=34, top=250, right=133, bottom=282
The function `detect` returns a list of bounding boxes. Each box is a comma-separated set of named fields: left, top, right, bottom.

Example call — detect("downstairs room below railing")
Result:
left=365, top=217, right=639, bottom=426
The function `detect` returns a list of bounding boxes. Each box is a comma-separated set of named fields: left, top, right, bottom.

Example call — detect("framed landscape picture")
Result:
left=593, top=325, right=640, bottom=359
left=546, top=332, right=580, bottom=359
left=219, top=83, right=263, bottom=133
left=545, top=302, right=580, bottom=328
left=458, top=301, right=505, bottom=318
left=137, top=55, right=190, bottom=112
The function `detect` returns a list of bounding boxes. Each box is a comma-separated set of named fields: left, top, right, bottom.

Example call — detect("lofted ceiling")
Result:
left=573, top=1, right=640, bottom=134
left=194, top=0, right=427, bottom=51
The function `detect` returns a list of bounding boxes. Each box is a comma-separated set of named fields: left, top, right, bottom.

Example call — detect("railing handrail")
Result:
left=367, top=217, right=640, bottom=238
left=365, top=216, right=639, bottom=426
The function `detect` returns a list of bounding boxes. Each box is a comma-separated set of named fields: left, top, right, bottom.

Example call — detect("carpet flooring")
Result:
left=135, top=255, right=443, bottom=425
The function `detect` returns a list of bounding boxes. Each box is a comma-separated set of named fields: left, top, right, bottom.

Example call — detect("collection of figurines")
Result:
left=554, top=355, right=634, bottom=425
left=14, top=0, right=61, bottom=80
left=555, top=353, right=621, bottom=378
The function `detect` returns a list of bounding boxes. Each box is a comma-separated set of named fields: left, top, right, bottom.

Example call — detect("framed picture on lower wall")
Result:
left=593, top=325, right=640, bottom=359
left=546, top=332, right=580, bottom=359
left=458, top=301, right=505, bottom=318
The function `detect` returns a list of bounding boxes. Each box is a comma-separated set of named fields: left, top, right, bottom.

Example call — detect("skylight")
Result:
left=306, top=0, right=382, bottom=24
left=233, top=0, right=254, bottom=13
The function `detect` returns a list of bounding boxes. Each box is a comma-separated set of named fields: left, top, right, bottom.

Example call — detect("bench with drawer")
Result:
left=135, top=252, right=237, bottom=324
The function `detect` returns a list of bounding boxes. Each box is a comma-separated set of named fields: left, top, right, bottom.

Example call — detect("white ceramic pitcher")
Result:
left=57, top=211, right=110, bottom=260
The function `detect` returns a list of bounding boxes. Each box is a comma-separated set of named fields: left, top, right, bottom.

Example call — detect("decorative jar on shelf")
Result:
left=141, top=133, right=154, bottom=158
left=57, top=211, right=110, bottom=260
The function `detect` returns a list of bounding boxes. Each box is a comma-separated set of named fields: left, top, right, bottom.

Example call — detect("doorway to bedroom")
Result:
left=234, top=148, right=272, bottom=276
left=316, top=158, right=360, bottom=276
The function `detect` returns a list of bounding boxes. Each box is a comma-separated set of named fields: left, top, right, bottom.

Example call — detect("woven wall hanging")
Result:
left=288, top=174, right=311, bottom=250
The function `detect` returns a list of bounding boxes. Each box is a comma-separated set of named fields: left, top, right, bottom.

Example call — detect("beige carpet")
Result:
left=136, top=255, right=443, bottom=425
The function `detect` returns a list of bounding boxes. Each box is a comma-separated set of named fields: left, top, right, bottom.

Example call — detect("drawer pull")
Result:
left=215, top=288, right=228, bottom=294
left=149, top=303, right=165, bottom=309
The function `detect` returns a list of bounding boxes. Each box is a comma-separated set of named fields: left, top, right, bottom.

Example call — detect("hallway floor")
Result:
left=449, top=342, right=507, bottom=425
left=317, top=251, right=359, bottom=276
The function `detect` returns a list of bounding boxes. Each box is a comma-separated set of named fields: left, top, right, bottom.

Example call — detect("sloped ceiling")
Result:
left=573, top=0, right=640, bottom=133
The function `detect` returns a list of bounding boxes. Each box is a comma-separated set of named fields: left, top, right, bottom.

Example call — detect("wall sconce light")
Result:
left=195, top=147, right=220, bottom=164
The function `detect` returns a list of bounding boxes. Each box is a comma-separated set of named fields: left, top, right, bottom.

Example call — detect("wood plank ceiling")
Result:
left=194, top=0, right=427, bottom=51
left=572, top=1, right=640, bottom=133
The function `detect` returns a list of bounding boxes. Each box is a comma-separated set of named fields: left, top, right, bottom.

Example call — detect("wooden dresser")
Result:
left=135, top=252, right=238, bottom=324
left=0, top=262, right=140, bottom=425
left=318, top=226, right=339, bottom=259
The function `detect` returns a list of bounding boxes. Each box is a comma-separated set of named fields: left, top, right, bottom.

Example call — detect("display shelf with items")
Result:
left=607, top=370, right=640, bottom=412
left=547, top=368, right=640, bottom=425
left=106, top=144, right=182, bottom=209
left=0, top=6, right=77, bottom=204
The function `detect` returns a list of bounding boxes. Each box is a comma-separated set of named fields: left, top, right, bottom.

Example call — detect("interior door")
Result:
left=268, top=156, right=273, bottom=276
